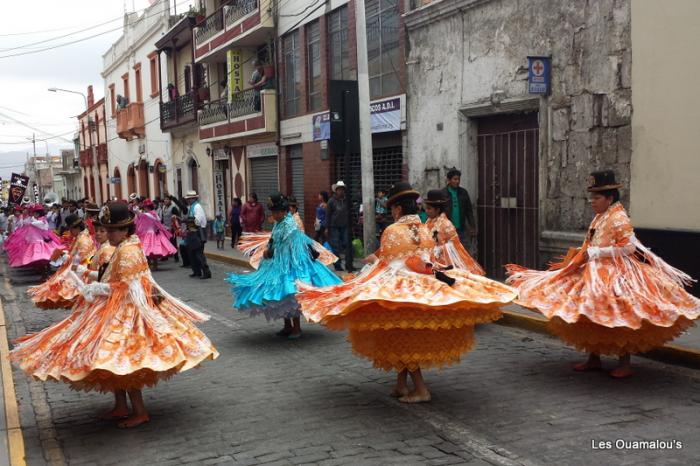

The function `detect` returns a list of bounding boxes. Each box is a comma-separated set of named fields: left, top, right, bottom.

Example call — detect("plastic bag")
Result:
left=352, top=238, right=364, bottom=257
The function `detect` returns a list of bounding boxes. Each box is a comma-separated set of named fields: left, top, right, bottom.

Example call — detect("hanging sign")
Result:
left=227, top=49, right=243, bottom=102
left=527, top=56, right=551, bottom=95
left=214, top=170, right=225, bottom=217
left=312, top=113, right=331, bottom=141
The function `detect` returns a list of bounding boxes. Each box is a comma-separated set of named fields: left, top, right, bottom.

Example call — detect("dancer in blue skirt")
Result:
left=226, top=193, right=342, bottom=339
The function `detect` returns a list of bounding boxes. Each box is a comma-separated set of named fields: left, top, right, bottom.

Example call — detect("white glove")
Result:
left=81, top=282, right=111, bottom=302
left=588, top=244, right=635, bottom=260
left=75, top=264, right=88, bottom=275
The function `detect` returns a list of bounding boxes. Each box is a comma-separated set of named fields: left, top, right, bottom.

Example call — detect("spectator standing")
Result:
left=184, top=191, right=211, bottom=279
left=314, top=191, right=329, bottom=244
left=229, top=198, right=243, bottom=248
left=240, top=193, right=265, bottom=232
left=441, top=168, right=477, bottom=249
left=327, top=181, right=349, bottom=271
left=213, top=214, right=225, bottom=250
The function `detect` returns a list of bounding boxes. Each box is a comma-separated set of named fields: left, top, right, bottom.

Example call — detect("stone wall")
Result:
left=405, top=0, right=632, bottom=235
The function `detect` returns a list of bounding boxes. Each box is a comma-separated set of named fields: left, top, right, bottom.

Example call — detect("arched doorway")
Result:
left=188, top=157, right=199, bottom=194
left=127, top=164, right=136, bottom=196
left=153, top=159, right=167, bottom=198
left=83, top=175, right=89, bottom=200
left=138, top=159, right=150, bottom=198
left=113, top=167, right=123, bottom=200
left=89, top=175, right=96, bottom=201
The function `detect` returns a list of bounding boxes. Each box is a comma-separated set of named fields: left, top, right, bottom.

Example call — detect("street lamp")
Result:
left=48, top=87, right=94, bottom=202
left=48, top=87, right=87, bottom=109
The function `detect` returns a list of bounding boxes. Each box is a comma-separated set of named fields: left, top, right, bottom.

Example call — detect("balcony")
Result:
left=79, top=149, right=93, bottom=167
left=194, top=0, right=274, bottom=62
left=97, top=144, right=108, bottom=165
left=160, top=90, right=204, bottom=131
left=198, top=88, right=276, bottom=142
left=116, top=102, right=145, bottom=140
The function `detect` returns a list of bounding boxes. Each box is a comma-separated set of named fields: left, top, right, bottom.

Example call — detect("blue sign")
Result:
left=312, top=112, right=331, bottom=141
left=527, top=56, right=551, bottom=95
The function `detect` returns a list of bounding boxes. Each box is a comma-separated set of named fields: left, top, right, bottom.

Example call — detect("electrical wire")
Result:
left=0, top=0, right=194, bottom=59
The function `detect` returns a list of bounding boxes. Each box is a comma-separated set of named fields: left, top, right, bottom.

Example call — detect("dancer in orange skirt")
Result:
left=507, top=171, right=700, bottom=378
left=423, top=189, right=484, bottom=275
left=27, top=213, right=96, bottom=309
left=74, top=221, right=115, bottom=283
left=297, top=182, right=516, bottom=402
left=11, top=202, right=218, bottom=428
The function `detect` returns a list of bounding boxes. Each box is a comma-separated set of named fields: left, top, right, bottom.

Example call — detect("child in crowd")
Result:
left=213, top=214, right=226, bottom=250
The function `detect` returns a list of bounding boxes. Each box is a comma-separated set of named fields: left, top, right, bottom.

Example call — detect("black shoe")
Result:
left=200, top=272, right=211, bottom=280
left=180, top=264, right=189, bottom=268
left=334, top=263, right=343, bottom=271
left=174, top=255, right=179, bottom=262
left=189, top=273, right=201, bottom=278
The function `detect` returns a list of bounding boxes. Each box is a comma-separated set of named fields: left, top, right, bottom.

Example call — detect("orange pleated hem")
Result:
left=31, top=294, right=77, bottom=310
left=547, top=315, right=696, bottom=356
left=28, top=355, right=217, bottom=393
left=347, top=327, right=476, bottom=372
left=323, top=303, right=502, bottom=332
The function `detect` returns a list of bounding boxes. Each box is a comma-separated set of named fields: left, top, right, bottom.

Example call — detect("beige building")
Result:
left=629, top=0, right=700, bottom=287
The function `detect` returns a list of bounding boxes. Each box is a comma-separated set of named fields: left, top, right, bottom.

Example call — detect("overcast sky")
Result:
left=0, top=0, right=195, bottom=179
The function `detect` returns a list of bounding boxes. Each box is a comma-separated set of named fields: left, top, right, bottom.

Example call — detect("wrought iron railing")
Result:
left=160, top=91, right=198, bottom=128
left=194, top=10, right=223, bottom=45
left=228, top=88, right=259, bottom=119
left=198, top=99, right=228, bottom=126
left=224, top=0, right=258, bottom=27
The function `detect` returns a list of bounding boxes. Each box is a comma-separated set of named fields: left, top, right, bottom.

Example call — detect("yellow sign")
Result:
left=227, top=49, right=243, bottom=101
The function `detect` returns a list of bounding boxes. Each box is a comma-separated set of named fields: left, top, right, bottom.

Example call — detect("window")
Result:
left=306, top=20, right=321, bottom=111
left=109, top=84, right=116, bottom=117
left=328, top=6, right=353, bottom=80
left=134, top=63, right=143, bottom=102
left=366, top=0, right=401, bottom=98
left=149, top=52, right=159, bottom=97
left=282, top=31, right=301, bottom=117
left=121, top=73, right=130, bottom=101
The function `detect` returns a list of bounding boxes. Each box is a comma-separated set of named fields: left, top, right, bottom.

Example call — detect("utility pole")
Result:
left=354, top=0, right=376, bottom=253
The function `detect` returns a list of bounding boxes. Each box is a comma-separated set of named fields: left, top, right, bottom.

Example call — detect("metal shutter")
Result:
left=249, top=156, right=279, bottom=220
left=289, top=146, right=304, bottom=221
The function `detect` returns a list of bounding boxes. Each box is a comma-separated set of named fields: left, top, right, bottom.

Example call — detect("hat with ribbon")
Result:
left=587, top=170, right=623, bottom=192
left=385, top=182, right=421, bottom=208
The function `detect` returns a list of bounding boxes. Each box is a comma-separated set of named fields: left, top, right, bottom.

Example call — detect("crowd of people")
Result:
left=2, top=168, right=699, bottom=430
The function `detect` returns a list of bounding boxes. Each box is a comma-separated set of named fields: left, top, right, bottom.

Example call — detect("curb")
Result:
left=0, top=299, right=26, bottom=466
left=204, top=252, right=700, bottom=371
left=204, top=251, right=252, bottom=269
left=498, top=310, right=700, bottom=370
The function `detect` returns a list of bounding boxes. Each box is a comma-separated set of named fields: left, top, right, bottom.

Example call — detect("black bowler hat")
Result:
left=65, top=214, right=83, bottom=229
left=587, top=170, right=623, bottom=192
left=386, top=181, right=420, bottom=208
left=423, top=189, right=448, bottom=206
left=287, top=196, right=298, bottom=207
left=266, top=192, right=289, bottom=211
left=99, top=202, right=135, bottom=228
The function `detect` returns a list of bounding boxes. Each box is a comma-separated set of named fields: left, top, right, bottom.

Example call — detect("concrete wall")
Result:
left=405, top=0, right=632, bottom=241
left=171, top=132, right=214, bottom=217
left=630, top=0, right=700, bottom=231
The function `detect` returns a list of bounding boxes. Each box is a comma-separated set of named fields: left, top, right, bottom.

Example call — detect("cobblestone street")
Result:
left=2, top=258, right=699, bottom=465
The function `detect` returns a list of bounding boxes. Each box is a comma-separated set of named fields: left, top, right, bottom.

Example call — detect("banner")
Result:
left=227, top=49, right=243, bottom=102
left=8, top=173, right=29, bottom=205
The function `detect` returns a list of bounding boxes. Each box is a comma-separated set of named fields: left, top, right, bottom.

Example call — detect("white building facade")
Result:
left=102, top=2, right=173, bottom=201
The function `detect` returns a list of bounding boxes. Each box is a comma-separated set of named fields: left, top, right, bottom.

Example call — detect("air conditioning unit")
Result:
left=138, top=144, right=146, bottom=155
